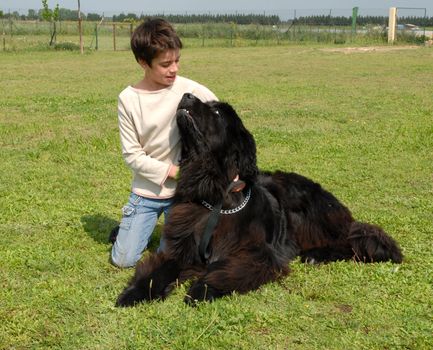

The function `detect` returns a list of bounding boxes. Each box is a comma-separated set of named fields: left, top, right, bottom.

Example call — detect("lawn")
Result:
left=0, top=45, right=432, bottom=349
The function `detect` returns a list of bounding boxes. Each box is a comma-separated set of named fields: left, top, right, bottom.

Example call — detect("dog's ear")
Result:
left=217, top=101, right=258, bottom=183
left=234, top=123, right=258, bottom=183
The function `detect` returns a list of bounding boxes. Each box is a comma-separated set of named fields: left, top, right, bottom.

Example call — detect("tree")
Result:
left=87, top=13, right=101, bottom=21
left=27, top=9, right=38, bottom=20
left=41, top=0, right=59, bottom=45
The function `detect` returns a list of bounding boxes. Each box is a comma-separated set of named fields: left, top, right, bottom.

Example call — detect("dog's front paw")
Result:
left=116, top=285, right=146, bottom=307
left=184, top=280, right=222, bottom=306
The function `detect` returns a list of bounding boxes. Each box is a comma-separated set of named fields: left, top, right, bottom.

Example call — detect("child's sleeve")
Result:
left=192, top=83, right=218, bottom=103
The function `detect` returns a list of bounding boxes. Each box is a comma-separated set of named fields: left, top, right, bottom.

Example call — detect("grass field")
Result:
left=1, top=45, right=432, bottom=349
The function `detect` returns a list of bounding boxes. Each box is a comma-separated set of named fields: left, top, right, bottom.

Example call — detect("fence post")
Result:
left=2, top=20, right=5, bottom=51
left=388, top=7, right=397, bottom=43
left=9, top=11, right=13, bottom=38
left=293, top=10, right=297, bottom=42
left=78, top=0, right=84, bottom=54
left=351, top=6, right=359, bottom=41
left=95, top=23, right=98, bottom=50
left=113, top=23, right=117, bottom=51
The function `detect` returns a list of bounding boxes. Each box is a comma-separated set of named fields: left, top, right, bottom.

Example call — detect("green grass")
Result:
left=1, top=45, right=432, bottom=349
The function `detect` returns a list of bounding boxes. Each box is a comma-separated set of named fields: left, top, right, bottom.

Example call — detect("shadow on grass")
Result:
left=81, top=214, right=119, bottom=244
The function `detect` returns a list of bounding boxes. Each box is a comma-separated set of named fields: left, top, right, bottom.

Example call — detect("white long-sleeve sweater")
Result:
left=118, top=76, right=217, bottom=198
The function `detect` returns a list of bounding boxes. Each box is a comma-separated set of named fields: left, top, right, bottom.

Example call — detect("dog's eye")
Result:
left=214, top=109, right=221, bottom=117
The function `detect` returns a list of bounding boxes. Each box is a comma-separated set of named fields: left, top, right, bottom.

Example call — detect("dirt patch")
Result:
left=321, top=45, right=420, bottom=54
left=335, top=303, right=353, bottom=313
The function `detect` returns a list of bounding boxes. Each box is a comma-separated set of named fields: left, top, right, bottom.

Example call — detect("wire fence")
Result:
left=1, top=7, right=432, bottom=52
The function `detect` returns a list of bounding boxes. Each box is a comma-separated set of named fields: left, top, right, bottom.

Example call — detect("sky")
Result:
left=2, top=0, right=432, bottom=18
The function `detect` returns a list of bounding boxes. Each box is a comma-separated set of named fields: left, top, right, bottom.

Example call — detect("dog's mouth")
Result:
left=177, top=108, right=199, bottom=131
left=176, top=108, right=212, bottom=159
left=176, top=108, right=205, bottom=140
left=177, top=108, right=193, bottom=120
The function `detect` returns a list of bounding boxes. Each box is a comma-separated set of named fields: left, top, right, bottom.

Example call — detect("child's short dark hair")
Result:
left=130, top=18, right=183, bottom=66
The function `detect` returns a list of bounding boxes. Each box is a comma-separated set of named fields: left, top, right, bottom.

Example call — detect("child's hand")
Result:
left=168, top=165, right=180, bottom=180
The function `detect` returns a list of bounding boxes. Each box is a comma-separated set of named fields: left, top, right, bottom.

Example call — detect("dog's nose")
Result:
left=180, top=93, right=197, bottom=108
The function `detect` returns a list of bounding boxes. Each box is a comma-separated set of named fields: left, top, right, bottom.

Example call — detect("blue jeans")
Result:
left=111, top=193, right=173, bottom=268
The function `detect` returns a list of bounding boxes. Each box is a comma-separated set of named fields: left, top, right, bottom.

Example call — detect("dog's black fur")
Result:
left=116, top=93, right=403, bottom=307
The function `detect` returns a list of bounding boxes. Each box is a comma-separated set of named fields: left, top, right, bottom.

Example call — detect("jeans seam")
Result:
left=131, top=193, right=141, bottom=205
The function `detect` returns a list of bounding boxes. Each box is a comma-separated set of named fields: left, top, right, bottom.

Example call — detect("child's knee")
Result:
left=111, top=249, right=139, bottom=268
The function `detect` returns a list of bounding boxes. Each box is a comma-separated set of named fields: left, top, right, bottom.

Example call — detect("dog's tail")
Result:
left=348, top=222, right=403, bottom=263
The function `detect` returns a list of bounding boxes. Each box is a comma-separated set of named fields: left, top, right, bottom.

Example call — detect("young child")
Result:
left=111, top=18, right=218, bottom=268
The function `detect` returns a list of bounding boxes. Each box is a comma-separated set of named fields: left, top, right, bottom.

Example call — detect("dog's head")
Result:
left=176, top=93, right=258, bottom=187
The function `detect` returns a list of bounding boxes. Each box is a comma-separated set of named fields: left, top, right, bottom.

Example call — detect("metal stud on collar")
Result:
left=201, top=188, right=251, bottom=215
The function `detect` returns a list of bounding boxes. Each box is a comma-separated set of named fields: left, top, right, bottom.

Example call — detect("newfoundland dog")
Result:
left=116, top=93, right=402, bottom=307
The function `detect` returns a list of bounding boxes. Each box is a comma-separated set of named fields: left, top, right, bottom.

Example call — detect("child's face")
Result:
left=140, top=49, right=180, bottom=89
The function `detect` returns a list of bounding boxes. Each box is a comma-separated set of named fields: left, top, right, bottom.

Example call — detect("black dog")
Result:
left=116, top=93, right=402, bottom=307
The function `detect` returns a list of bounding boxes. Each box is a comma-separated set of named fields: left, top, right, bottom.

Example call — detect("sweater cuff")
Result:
left=160, top=164, right=173, bottom=186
